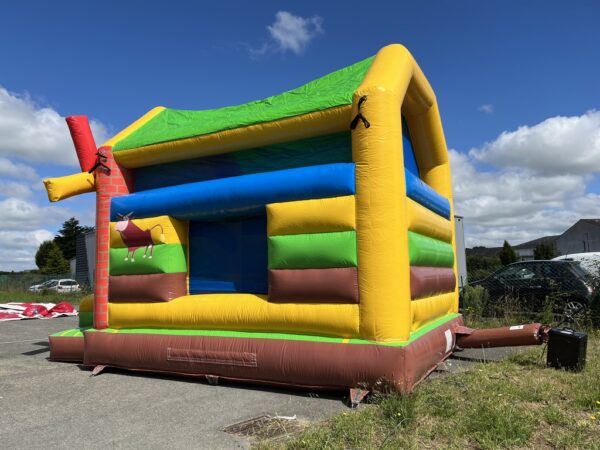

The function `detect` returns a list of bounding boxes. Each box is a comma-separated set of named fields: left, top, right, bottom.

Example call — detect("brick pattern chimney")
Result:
left=93, top=147, right=133, bottom=329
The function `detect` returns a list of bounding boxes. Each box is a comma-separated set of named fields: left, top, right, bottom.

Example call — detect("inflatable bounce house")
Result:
left=44, top=44, right=464, bottom=393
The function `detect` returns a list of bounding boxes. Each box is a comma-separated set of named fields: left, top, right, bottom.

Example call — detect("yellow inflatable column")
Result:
left=352, top=45, right=415, bottom=342
left=353, top=44, right=458, bottom=340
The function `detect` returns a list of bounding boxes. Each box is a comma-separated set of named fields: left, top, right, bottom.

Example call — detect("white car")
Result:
left=552, top=252, right=600, bottom=276
left=29, top=279, right=80, bottom=293
left=28, top=279, right=58, bottom=292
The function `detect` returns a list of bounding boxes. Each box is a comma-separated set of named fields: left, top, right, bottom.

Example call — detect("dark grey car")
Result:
left=468, top=260, right=593, bottom=316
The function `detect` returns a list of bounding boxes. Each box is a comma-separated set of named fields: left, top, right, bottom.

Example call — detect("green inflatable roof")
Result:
left=113, top=56, right=374, bottom=152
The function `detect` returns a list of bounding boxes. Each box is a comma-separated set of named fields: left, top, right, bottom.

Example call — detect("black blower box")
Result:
left=547, top=328, right=587, bottom=371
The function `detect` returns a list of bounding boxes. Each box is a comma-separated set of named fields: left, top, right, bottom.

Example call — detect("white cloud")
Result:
left=0, top=198, right=73, bottom=232
left=478, top=104, right=494, bottom=114
left=452, top=111, right=600, bottom=248
left=0, top=85, right=107, bottom=270
left=0, top=229, right=55, bottom=271
left=0, top=197, right=79, bottom=271
left=0, top=180, right=34, bottom=199
left=268, top=11, right=323, bottom=54
left=0, top=156, right=39, bottom=180
left=0, top=86, right=110, bottom=166
left=470, top=110, right=600, bottom=175
left=249, top=11, right=324, bottom=58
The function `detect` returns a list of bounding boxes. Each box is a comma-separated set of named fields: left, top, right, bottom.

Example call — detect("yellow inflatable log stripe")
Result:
left=109, top=293, right=360, bottom=338
left=112, top=105, right=352, bottom=168
left=102, top=107, right=165, bottom=148
left=411, top=292, right=455, bottom=331
left=267, top=196, right=356, bottom=236
left=43, top=172, right=95, bottom=202
left=406, top=199, right=452, bottom=243
left=109, top=216, right=188, bottom=248
left=78, top=295, right=94, bottom=312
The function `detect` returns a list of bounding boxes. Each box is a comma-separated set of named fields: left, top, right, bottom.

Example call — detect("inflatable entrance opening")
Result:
left=46, top=44, right=462, bottom=393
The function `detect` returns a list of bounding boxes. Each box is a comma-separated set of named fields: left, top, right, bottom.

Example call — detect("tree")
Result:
left=54, top=217, right=93, bottom=261
left=40, top=244, right=70, bottom=274
left=467, top=255, right=502, bottom=281
left=499, top=240, right=517, bottom=266
left=35, top=240, right=57, bottom=270
left=534, top=242, right=556, bottom=260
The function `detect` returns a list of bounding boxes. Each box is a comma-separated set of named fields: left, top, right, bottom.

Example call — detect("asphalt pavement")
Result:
left=0, top=317, right=346, bottom=449
left=0, top=317, right=532, bottom=449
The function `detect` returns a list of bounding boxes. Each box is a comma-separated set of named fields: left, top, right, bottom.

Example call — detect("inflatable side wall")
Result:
left=47, top=44, right=462, bottom=392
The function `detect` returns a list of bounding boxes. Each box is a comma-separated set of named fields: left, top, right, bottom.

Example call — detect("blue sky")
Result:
left=1, top=1, right=599, bottom=269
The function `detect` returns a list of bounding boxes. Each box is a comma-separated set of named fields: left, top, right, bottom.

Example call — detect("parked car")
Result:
left=28, top=279, right=58, bottom=292
left=468, top=260, right=593, bottom=317
left=29, top=279, right=80, bottom=293
left=552, top=252, right=600, bottom=276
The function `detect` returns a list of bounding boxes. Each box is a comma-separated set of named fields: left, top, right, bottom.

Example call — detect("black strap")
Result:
left=350, top=95, right=370, bottom=130
left=88, top=151, right=111, bottom=175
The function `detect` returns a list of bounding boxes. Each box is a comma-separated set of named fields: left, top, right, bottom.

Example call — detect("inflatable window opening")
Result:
left=46, top=44, right=462, bottom=393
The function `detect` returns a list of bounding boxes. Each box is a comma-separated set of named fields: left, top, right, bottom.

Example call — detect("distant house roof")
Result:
left=573, top=219, right=600, bottom=228
left=513, top=235, right=560, bottom=250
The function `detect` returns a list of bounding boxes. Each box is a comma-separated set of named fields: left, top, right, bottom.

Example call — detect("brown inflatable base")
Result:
left=48, top=335, right=85, bottom=363
left=82, top=316, right=463, bottom=393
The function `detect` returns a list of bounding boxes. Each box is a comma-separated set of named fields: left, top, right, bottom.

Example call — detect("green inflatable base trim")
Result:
left=408, top=231, right=454, bottom=267
left=51, top=314, right=460, bottom=348
left=113, top=56, right=375, bottom=152
left=109, top=244, right=187, bottom=276
left=79, top=311, right=93, bottom=328
left=51, top=328, right=91, bottom=338
left=268, top=231, right=357, bottom=269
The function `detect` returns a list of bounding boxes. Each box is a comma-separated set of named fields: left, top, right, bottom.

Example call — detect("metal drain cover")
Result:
left=223, top=415, right=303, bottom=441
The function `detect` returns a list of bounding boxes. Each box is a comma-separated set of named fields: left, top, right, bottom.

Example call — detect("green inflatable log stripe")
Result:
left=408, top=231, right=454, bottom=268
left=109, top=244, right=187, bottom=276
left=114, top=56, right=375, bottom=152
left=268, top=231, right=357, bottom=269
left=78, top=311, right=93, bottom=328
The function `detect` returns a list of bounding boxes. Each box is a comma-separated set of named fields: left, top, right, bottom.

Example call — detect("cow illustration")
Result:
left=114, top=212, right=165, bottom=262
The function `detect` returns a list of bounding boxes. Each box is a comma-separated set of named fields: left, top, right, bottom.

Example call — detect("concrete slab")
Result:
left=0, top=318, right=346, bottom=449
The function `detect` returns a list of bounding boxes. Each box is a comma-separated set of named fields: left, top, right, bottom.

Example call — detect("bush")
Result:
left=466, top=255, right=501, bottom=282
left=461, top=285, right=490, bottom=321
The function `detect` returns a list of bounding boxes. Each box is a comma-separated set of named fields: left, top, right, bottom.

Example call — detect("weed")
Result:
left=543, top=405, right=566, bottom=425
left=461, top=285, right=489, bottom=321
left=376, top=393, right=416, bottom=427
left=257, top=325, right=599, bottom=450
left=463, top=401, right=534, bottom=449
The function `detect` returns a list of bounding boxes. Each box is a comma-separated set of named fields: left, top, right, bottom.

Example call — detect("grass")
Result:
left=256, top=321, right=600, bottom=450
left=0, top=289, right=88, bottom=306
